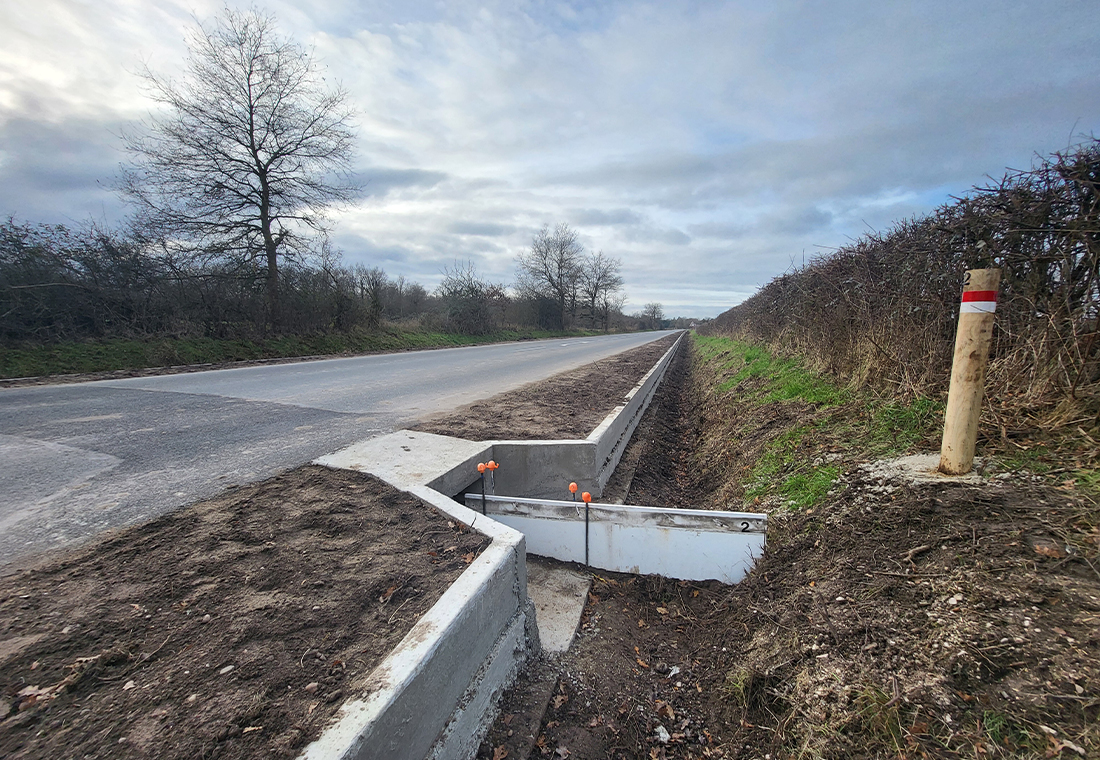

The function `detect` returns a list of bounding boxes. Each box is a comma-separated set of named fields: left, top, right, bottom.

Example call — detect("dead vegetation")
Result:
left=701, top=139, right=1100, bottom=476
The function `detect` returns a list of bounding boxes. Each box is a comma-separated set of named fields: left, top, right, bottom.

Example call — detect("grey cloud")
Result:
left=358, top=166, right=448, bottom=197
left=568, top=207, right=643, bottom=226
left=448, top=220, right=517, bottom=236
left=622, top=225, right=691, bottom=246
left=0, top=117, right=128, bottom=224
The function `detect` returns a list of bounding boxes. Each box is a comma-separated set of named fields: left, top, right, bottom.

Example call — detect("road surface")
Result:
left=0, top=331, right=677, bottom=568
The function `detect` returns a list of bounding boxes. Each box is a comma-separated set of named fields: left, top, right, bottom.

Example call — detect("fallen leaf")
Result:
left=379, top=586, right=397, bottom=603
left=462, top=552, right=475, bottom=564
left=692, top=590, right=700, bottom=597
left=656, top=607, right=668, bottom=615
left=445, top=545, right=457, bottom=552
left=29, top=661, right=38, bottom=670
left=123, top=680, right=136, bottom=690
left=636, top=658, right=649, bottom=668
left=502, top=713, right=515, bottom=725
left=638, top=619, right=648, bottom=628
left=493, top=746, right=509, bottom=760
left=552, top=694, right=568, bottom=709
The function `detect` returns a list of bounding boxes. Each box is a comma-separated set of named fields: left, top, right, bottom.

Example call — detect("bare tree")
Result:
left=642, top=302, right=664, bottom=330
left=354, top=265, right=387, bottom=328
left=515, top=223, right=584, bottom=329
left=118, top=7, right=357, bottom=330
left=437, top=261, right=506, bottom=335
left=579, top=250, right=624, bottom=330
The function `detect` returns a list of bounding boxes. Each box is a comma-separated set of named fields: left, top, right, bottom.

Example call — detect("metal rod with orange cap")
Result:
left=477, top=462, right=487, bottom=514
left=568, top=481, right=578, bottom=501
left=486, top=460, right=499, bottom=494
left=582, top=491, right=592, bottom=566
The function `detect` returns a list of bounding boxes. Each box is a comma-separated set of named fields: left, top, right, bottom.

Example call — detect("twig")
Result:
left=387, top=597, right=414, bottom=625
left=902, top=545, right=933, bottom=564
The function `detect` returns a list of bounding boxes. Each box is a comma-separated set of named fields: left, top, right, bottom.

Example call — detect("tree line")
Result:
left=0, top=8, right=661, bottom=347
left=0, top=217, right=651, bottom=344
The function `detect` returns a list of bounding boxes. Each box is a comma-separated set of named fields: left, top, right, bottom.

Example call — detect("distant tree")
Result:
left=579, top=251, right=624, bottom=331
left=118, top=7, right=357, bottom=331
left=353, top=265, right=387, bottom=328
left=437, top=261, right=506, bottom=335
left=515, top=223, right=584, bottom=329
left=642, top=302, right=664, bottom=330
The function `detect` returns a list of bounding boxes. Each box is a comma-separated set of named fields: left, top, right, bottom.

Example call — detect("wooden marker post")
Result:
left=939, top=268, right=1001, bottom=475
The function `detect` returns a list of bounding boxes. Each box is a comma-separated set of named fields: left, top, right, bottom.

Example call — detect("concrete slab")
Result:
left=314, top=430, right=491, bottom=495
left=526, top=558, right=591, bottom=653
left=861, top=453, right=987, bottom=485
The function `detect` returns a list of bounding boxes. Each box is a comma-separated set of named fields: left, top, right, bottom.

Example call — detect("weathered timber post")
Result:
left=939, top=268, right=1001, bottom=475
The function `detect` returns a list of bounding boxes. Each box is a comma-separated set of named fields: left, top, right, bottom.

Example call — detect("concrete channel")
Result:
left=304, top=331, right=765, bottom=759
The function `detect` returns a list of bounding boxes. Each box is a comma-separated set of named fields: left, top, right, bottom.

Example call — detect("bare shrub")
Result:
left=701, top=139, right=1100, bottom=435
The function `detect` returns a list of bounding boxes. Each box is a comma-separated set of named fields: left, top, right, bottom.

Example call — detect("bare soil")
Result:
left=411, top=334, right=679, bottom=441
left=0, top=466, right=488, bottom=759
left=478, top=339, right=1100, bottom=759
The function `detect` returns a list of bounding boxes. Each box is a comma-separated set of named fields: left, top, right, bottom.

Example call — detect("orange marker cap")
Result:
left=581, top=492, right=592, bottom=503
left=477, top=462, right=486, bottom=473
left=569, top=482, right=578, bottom=493
left=487, top=460, right=498, bottom=470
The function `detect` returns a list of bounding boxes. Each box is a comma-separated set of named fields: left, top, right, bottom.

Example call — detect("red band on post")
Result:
left=961, top=290, right=998, bottom=303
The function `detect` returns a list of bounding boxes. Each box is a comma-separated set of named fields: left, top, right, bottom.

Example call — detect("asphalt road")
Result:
left=0, top=331, right=677, bottom=568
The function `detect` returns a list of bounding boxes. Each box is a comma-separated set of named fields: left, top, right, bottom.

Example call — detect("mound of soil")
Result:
left=0, top=466, right=488, bottom=759
left=411, top=334, right=679, bottom=441
left=510, top=472, right=1097, bottom=760
left=478, top=338, right=1099, bottom=759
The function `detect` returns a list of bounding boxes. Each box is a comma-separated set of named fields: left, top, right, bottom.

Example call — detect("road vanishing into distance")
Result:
left=0, top=331, right=677, bottom=569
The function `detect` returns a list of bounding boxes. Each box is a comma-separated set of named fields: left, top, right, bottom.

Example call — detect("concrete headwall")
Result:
left=465, top=494, right=766, bottom=585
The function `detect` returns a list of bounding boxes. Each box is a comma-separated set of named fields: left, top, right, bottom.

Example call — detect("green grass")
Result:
left=0, top=327, right=596, bottom=379
left=695, top=335, right=847, bottom=404
left=695, top=334, right=942, bottom=510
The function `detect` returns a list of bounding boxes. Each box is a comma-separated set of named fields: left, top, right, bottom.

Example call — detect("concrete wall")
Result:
left=588, top=331, right=684, bottom=491
left=470, top=331, right=685, bottom=501
left=299, top=487, right=536, bottom=760
left=466, top=494, right=766, bottom=585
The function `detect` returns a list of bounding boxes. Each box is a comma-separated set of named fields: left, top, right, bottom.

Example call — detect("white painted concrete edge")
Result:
left=297, top=479, right=534, bottom=760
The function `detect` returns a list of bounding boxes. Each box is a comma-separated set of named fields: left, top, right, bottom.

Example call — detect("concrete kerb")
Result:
left=588, top=330, right=685, bottom=491
left=297, top=482, right=533, bottom=760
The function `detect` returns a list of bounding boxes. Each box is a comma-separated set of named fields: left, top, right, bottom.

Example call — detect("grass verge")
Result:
left=692, top=331, right=1099, bottom=504
left=0, top=327, right=604, bottom=379
left=694, top=334, right=944, bottom=510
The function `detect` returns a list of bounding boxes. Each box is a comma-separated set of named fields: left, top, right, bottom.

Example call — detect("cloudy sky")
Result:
left=2, top=1, right=1098, bottom=317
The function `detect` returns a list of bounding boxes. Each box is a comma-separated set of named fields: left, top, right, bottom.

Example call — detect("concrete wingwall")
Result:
left=478, top=331, right=685, bottom=501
